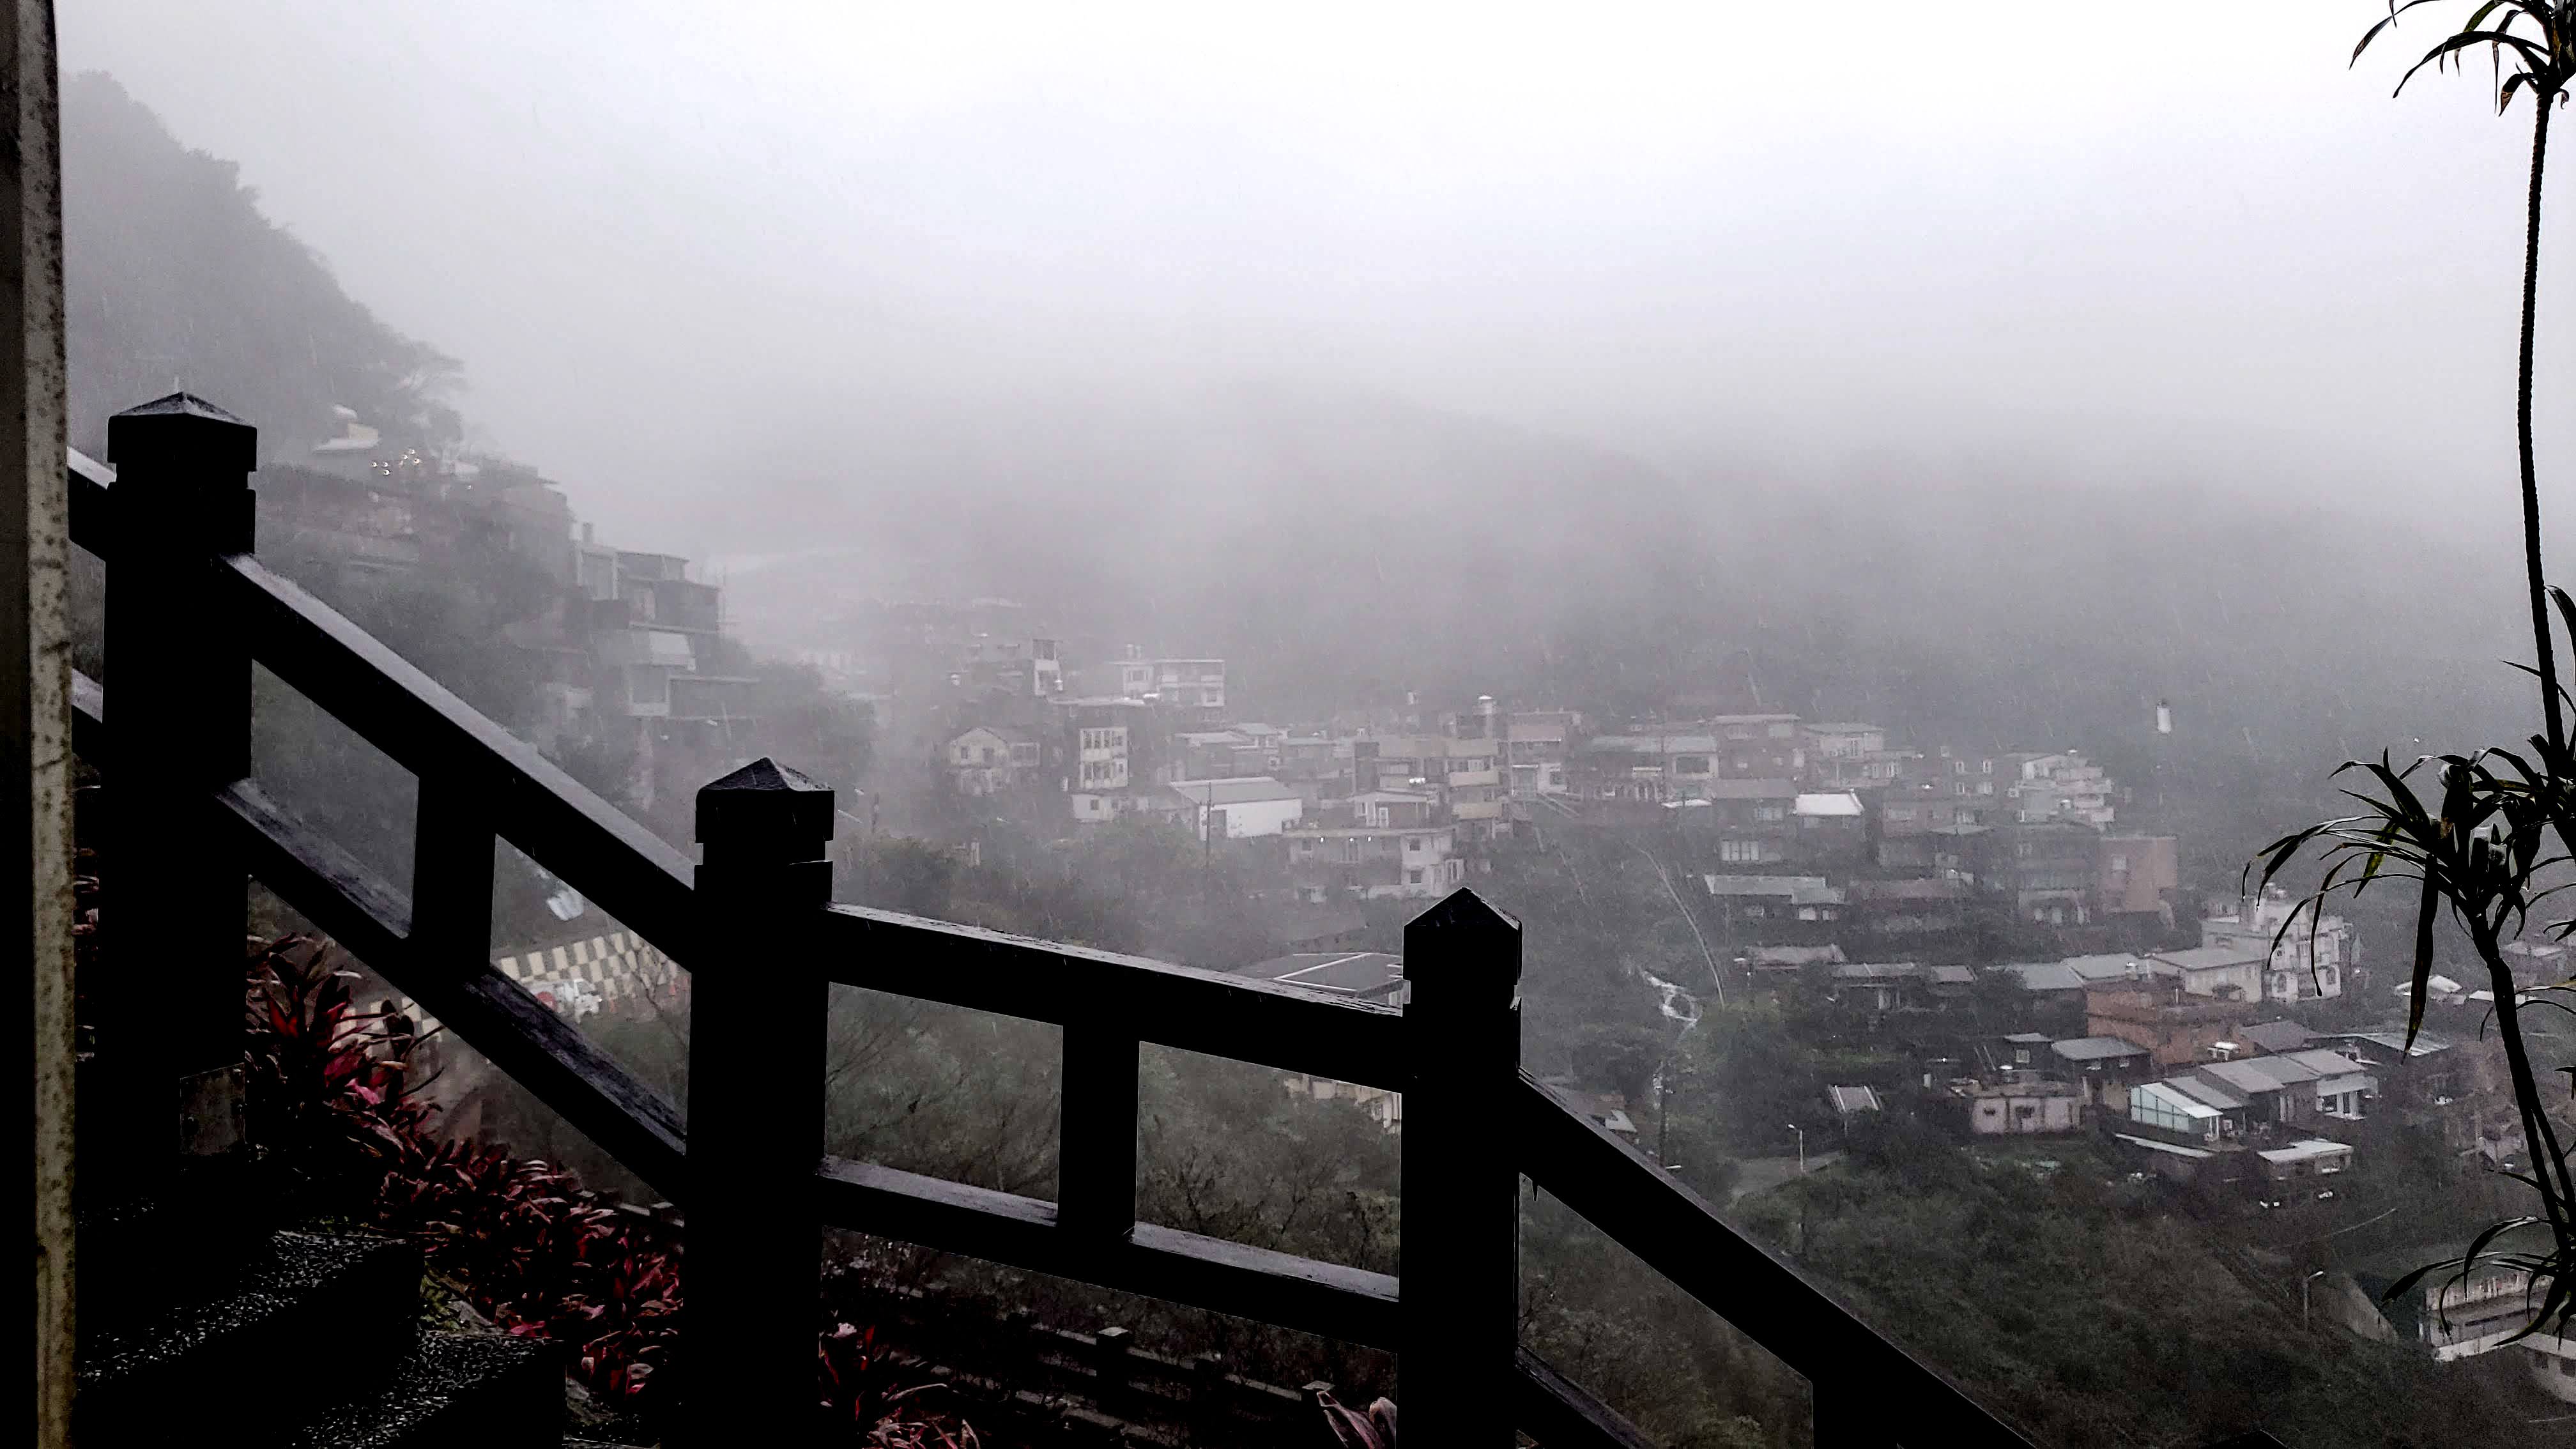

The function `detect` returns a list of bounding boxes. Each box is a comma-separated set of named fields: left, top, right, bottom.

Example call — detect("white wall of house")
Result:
left=1184, top=793, right=1304, bottom=839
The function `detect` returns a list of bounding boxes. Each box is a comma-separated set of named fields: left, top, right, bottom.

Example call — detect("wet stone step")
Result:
left=286, top=1333, right=564, bottom=1449
left=77, top=1230, right=422, bottom=1445
left=73, top=1149, right=277, bottom=1332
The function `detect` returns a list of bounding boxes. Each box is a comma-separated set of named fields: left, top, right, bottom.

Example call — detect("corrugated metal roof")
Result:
left=1703, top=874, right=1833, bottom=898
left=2004, top=961, right=2087, bottom=993
left=2165, top=1073, right=2250, bottom=1110
left=1747, top=944, right=1846, bottom=967
left=1245, top=951, right=1406, bottom=999
left=1584, top=735, right=1720, bottom=753
left=1169, top=776, right=1298, bottom=806
left=2053, top=1036, right=2149, bottom=1062
left=1827, top=1085, right=1883, bottom=1114
left=2206, top=1057, right=2317, bottom=1092
left=2237, top=1020, right=2317, bottom=1054
left=2131, top=1082, right=2221, bottom=1119
left=2152, top=946, right=2265, bottom=972
left=2064, top=953, right=2173, bottom=982
left=2115, top=1132, right=2216, bottom=1159
left=2257, top=1138, right=2352, bottom=1165
left=1832, top=962, right=1923, bottom=981
left=1699, top=778, right=1802, bottom=799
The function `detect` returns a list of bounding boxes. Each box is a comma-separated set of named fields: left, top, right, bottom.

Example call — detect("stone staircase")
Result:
left=73, top=1156, right=569, bottom=1448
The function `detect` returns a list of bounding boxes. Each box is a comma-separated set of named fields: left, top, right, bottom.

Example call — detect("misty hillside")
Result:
left=713, top=382, right=2528, bottom=825
left=65, top=68, right=2540, bottom=878
left=64, top=71, right=460, bottom=461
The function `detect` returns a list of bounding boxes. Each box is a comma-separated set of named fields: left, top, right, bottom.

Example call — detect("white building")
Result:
left=1153, top=657, right=1227, bottom=711
left=2202, top=885, right=2351, bottom=1002
left=2144, top=945, right=2266, bottom=1003
left=945, top=726, right=1039, bottom=795
left=2007, top=751, right=2119, bottom=827
left=1285, top=823, right=1463, bottom=900
left=1802, top=722, right=1888, bottom=760
left=1505, top=710, right=1578, bottom=800
left=1170, top=776, right=1303, bottom=839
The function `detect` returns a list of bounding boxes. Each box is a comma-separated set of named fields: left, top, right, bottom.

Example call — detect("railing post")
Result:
left=1815, top=1390, right=1900, bottom=1448
left=410, top=789, right=494, bottom=973
left=1398, top=886, right=1522, bottom=1445
left=105, top=394, right=257, bottom=1190
left=1059, top=1021, right=1140, bottom=1241
left=687, top=756, right=833, bottom=1446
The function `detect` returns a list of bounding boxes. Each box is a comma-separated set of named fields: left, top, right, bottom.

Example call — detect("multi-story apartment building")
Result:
left=2097, top=834, right=2182, bottom=926
left=1153, top=657, right=1227, bottom=713
left=1802, top=722, right=1887, bottom=762
left=1284, top=822, right=1464, bottom=901
left=959, top=636, right=1062, bottom=698
left=2005, top=751, right=2120, bottom=826
left=1504, top=710, right=1577, bottom=801
left=2200, top=885, right=2352, bottom=1002
left=1573, top=733, right=1723, bottom=802
left=1706, top=714, right=1806, bottom=777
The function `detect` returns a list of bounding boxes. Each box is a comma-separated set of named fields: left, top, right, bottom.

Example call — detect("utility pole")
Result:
left=1656, top=1053, right=1674, bottom=1169
left=1786, top=1121, right=1806, bottom=1176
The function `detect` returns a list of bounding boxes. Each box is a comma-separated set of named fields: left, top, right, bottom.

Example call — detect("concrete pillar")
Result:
left=5, top=4, right=76, bottom=1446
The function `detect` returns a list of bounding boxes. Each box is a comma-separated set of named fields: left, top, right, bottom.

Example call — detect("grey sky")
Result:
left=61, top=2, right=2572, bottom=557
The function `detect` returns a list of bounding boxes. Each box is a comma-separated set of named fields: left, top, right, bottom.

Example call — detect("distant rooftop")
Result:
left=1236, top=951, right=1406, bottom=1000
left=2150, top=945, right=2266, bottom=972
left=1827, top=1085, right=1883, bottom=1115
left=2053, top=1036, right=2149, bottom=1062
left=1169, top=776, right=1297, bottom=806
left=2236, top=1020, right=2317, bottom=1054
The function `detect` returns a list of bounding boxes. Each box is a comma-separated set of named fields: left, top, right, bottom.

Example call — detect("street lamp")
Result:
left=2303, top=1269, right=2327, bottom=1330
left=1786, top=1121, right=1806, bottom=1176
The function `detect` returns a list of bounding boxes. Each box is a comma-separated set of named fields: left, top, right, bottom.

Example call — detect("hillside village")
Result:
left=236, top=395, right=2576, bottom=1408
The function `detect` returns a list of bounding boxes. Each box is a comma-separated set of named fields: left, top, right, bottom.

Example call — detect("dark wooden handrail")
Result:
left=821, top=905, right=1407, bottom=1089
left=67, top=427, right=2029, bottom=1447
left=1514, top=1073, right=2036, bottom=1449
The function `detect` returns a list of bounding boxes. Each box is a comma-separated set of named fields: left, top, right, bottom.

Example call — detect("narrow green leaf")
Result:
left=2406, top=875, right=2440, bottom=1050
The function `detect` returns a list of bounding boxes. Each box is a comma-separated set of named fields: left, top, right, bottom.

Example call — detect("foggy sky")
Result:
left=60, top=3, right=2574, bottom=560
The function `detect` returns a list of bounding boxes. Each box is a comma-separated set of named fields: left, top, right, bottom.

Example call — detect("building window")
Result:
left=1407, top=869, right=1423, bottom=884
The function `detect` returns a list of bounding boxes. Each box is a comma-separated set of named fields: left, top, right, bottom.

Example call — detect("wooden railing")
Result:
left=68, top=393, right=2032, bottom=1448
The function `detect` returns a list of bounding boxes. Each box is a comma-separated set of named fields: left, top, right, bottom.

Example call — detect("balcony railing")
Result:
left=69, top=393, right=2032, bottom=1448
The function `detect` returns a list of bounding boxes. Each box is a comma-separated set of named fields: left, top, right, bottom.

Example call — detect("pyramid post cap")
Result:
left=702, top=756, right=827, bottom=795
left=109, top=392, right=257, bottom=472
left=696, top=756, right=834, bottom=851
left=1401, top=887, right=1522, bottom=987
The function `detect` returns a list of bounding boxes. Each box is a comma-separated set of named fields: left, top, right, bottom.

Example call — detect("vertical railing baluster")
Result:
left=1816, top=1386, right=1900, bottom=1447
left=107, top=394, right=257, bottom=1184
left=1398, top=887, right=1522, bottom=1445
left=688, top=757, right=833, bottom=1447
left=1059, top=1023, right=1140, bottom=1242
left=410, top=785, right=493, bottom=972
